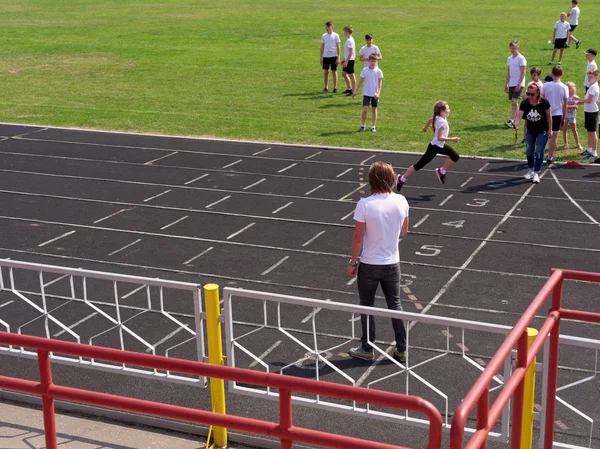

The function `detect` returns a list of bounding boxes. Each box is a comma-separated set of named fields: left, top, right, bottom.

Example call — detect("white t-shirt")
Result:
left=353, top=193, right=409, bottom=265
left=321, top=32, right=340, bottom=58
left=527, top=80, right=543, bottom=91
left=431, top=116, right=449, bottom=147
left=507, top=54, right=527, bottom=87
left=569, top=6, right=580, bottom=26
left=584, top=60, right=598, bottom=87
left=554, top=21, right=571, bottom=39
left=359, top=67, right=383, bottom=97
left=584, top=82, right=599, bottom=113
left=344, top=36, right=355, bottom=61
left=541, top=81, right=568, bottom=116
left=359, top=44, right=380, bottom=67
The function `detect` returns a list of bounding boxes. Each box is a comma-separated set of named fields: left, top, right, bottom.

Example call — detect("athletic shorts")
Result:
left=565, top=115, right=576, bottom=124
left=551, top=115, right=563, bottom=132
left=508, top=86, right=522, bottom=100
left=554, top=38, right=567, bottom=49
left=584, top=111, right=598, bottom=132
left=343, top=60, right=355, bottom=74
left=362, top=95, right=379, bottom=107
left=322, top=57, right=338, bottom=71
left=570, top=24, right=577, bottom=32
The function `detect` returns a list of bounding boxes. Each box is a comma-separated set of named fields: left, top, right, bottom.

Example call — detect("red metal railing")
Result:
left=0, top=331, right=443, bottom=449
left=449, top=268, right=600, bottom=449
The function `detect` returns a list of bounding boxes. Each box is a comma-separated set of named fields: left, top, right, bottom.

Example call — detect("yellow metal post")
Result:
left=204, top=284, right=227, bottom=448
left=521, top=328, right=538, bottom=449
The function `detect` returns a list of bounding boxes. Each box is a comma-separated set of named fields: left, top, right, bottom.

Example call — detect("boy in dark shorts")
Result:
left=567, top=0, right=581, bottom=49
left=341, top=25, right=356, bottom=95
left=505, top=40, right=527, bottom=128
left=575, top=69, right=599, bottom=159
left=550, top=13, right=571, bottom=65
left=320, top=21, right=341, bottom=93
left=352, top=54, right=383, bottom=133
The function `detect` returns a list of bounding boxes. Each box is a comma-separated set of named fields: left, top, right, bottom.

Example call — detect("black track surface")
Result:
left=0, top=124, right=598, bottom=449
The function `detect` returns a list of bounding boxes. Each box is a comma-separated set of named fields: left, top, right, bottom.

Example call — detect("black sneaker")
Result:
left=393, top=350, right=407, bottom=364
left=333, top=88, right=338, bottom=93
left=396, top=175, right=405, bottom=192
left=436, top=168, right=446, bottom=184
left=504, top=120, right=514, bottom=128
left=357, top=125, right=366, bottom=132
left=546, top=157, right=555, bottom=165
left=520, top=138, right=526, bottom=145
left=343, top=88, right=352, bottom=94
left=576, top=40, right=582, bottom=49
left=592, top=158, right=600, bottom=164
left=322, top=88, right=329, bottom=93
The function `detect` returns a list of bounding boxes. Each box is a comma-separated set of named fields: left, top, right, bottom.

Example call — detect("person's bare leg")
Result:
left=342, top=71, right=350, bottom=89
left=442, top=159, right=455, bottom=171
left=548, top=131, right=558, bottom=159
left=558, top=48, right=565, bottom=62
left=323, top=70, right=329, bottom=90
left=350, top=74, right=356, bottom=92
left=511, top=100, right=519, bottom=121
left=563, top=122, right=569, bottom=147
left=401, top=165, right=416, bottom=180
left=361, top=106, right=368, bottom=126
left=589, top=131, right=598, bottom=152
left=332, top=70, right=338, bottom=89
left=372, top=107, right=378, bottom=127
left=571, top=123, right=582, bottom=148
left=551, top=48, right=557, bottom=62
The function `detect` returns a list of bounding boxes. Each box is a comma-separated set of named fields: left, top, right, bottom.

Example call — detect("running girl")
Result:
left=396, top=101, right=460, bottom=191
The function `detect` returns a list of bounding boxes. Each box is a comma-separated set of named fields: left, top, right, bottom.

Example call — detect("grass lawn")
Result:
left=1, top=0, right=599, bottom=160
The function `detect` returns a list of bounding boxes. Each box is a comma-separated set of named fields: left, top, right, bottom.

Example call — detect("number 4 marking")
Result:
left=443, top=220, right=465, bottom=229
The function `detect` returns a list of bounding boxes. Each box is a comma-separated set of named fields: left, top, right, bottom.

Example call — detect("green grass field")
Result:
left=1, top=0, right=599, bottom=159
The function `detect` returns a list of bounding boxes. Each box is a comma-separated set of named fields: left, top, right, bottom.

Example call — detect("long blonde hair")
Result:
left=368, top=162, right=395, bottom=194
left=432, top=101, right=449, bottom=134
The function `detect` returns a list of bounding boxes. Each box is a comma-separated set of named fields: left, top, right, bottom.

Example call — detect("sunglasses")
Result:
left=526, top=92, right=537, bottom=96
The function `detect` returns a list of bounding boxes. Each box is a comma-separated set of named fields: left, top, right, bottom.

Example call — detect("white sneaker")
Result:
left=532, top=172, right=540, bottom=184
left=587, top=149, right=598, bottom=158
left=524, top=169, right=534, bottom=180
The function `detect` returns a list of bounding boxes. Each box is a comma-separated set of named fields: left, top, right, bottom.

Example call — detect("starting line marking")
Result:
left=227, top=223, right=255, bottom=240
left=302, top=230, right=326, bottom=247
left=143, top=190, right=171, bottom=202
left=278, top=163, right=297, bottom=173
left=146, top=327, right=185, bottom=353
left=439, top=194, right=453, bottom=207
left=222, top=159, right=243, bottom=169
left=144, top=151, right=178, bottom=165
left=205, top=195, right=230, bottom=209
left=53, top=312, right=98, bottom=338
left=301, top=299, right=332, bottom=323
left=160, top=215, right=188, bottom=230
left=184, top=174, right=209, bottom=185
left=38, top=230, right=76, bottom=247
left=261, top=256, right=289, bottom=276
left=108, top=239, right=142, bottom=256
left=93, top=208, right=129, bottom=224
left=252, top=147, right=271, bottom=156
left=478, top=162, right=490, bottom=172
left=413, top=214, right=430, bottom=229
left=183, top=247, right=214, bottom=265
left=249, top=340, right=282, bottom=368
left=460, top=177, right=473, bottom=188
left=336, top=168, right=353, bottom=178
left=341, top=210, right=355, bottom=221
left=243, top=178, right=266, bottom=190
left=305, top=184, right=324, bottom=196
left=338, top=183, right=367, bottom=201
left=304, top=151, right=321, bottom=160
left=272, top=202, right=293, bottom=214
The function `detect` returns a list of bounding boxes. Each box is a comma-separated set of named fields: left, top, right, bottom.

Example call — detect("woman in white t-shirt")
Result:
left=396, top=101, right=461, bottom=191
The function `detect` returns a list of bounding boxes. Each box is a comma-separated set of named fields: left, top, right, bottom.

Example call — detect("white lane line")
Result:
left=478, top=162, right=490, bottom=172
left=227, top=223, right=255, bottom=240
left=272, top=202, right=293, bottom=214
left=413, top=214, right=430, bottom=229
left=38, top=231, right=76, bottom=247
left=144, top=151, right=178, bottom=165
left=184, top=174, right=208, bottom=185
left=122, top=285, right=146, bottom=299
left=183, top=246, right=214, bottom=265
left=108, top=239, right=142, bottom=256
left=278, top=163, right=297, bottom=173
left=205, top=195, right=230, bottom=209
left=551, top=171, right=600, bottom=226
left=0, top=300, right=14, bottom=310
left=460, top=177, right=473, bottom=188
left=252, top=147, right=271, bottom=156
left=243, top=178, right=267, bottom=190
left=302, top=231, right=326, bottom=247
left=53, top=312, right=98, bottom=337
left=222, top=159, right=242, bottom=169
left=261, top=256, right=289, bottom=276
left=145, top=327, right=185, bottom=353
left=341, top=210, right=355, bottom=221
left=93, top=208, right=128, bottom=224
left=160, top=215, right=188, bottom=230
left=300, top=299, right=332, bottom=323
left=305, top=151, right=321, bottom=160
left=338, top=183, right=367, bottom=201
left=360, top=155, right=376, bottom=165
left=336, top=168, right=353, bottom=178
left=305, top=184, right=324, bottom=196
left=43, top=274, right=69, bottom=288
left=249, top=340, right=282, bottom=368
left=346, top=277, right=357, bottom=286
left=439, top=194, right=453, bottom=207
left=143, top=190, right=171, bottom=202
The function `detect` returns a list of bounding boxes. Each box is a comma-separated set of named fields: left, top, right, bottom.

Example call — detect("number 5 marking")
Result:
left=415, top=245, right=442, bottom=257
left=467, top=198, right=490, bottom=207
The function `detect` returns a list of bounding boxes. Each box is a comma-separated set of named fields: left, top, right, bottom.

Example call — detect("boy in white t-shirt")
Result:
left=352, top=54, right=383, bottom=133
left=505, top=40, right=527, bottom=128
left=583, top=48, right=597, bottom=93
left=341, top=25, right=356, bottom=95
left=320, top=21, right=341, bottom=93
left=574, top=69, right=599, bottom=159
left=359, top=33, right=382, bottom=68
left=567, top=0, right=582, bottom=49
left=550, top=13, right=571, bottom=65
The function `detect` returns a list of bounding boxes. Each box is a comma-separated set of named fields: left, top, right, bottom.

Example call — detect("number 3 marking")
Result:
left=467, top=198, right=489, bottom=207
left=415, top=245, right=442, bottom=257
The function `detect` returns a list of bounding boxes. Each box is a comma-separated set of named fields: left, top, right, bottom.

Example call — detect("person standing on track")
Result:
left=346, top=161, right=409, bottom=364
left=512, top=83, right=552, bottom=184
left=396, top=101, right=460, bottom=191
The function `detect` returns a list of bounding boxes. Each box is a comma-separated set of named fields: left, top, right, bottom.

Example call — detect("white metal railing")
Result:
left=0, top=259, right=206, bottom=386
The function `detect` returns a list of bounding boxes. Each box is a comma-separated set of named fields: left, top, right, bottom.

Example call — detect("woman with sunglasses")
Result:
left=512, top=84, right=552, bottom=183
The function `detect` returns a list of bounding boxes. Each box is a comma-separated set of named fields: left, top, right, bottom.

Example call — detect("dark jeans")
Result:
left=357, top=262, right=407, bottom=352
left=525, top=130, right=548, bottom=172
